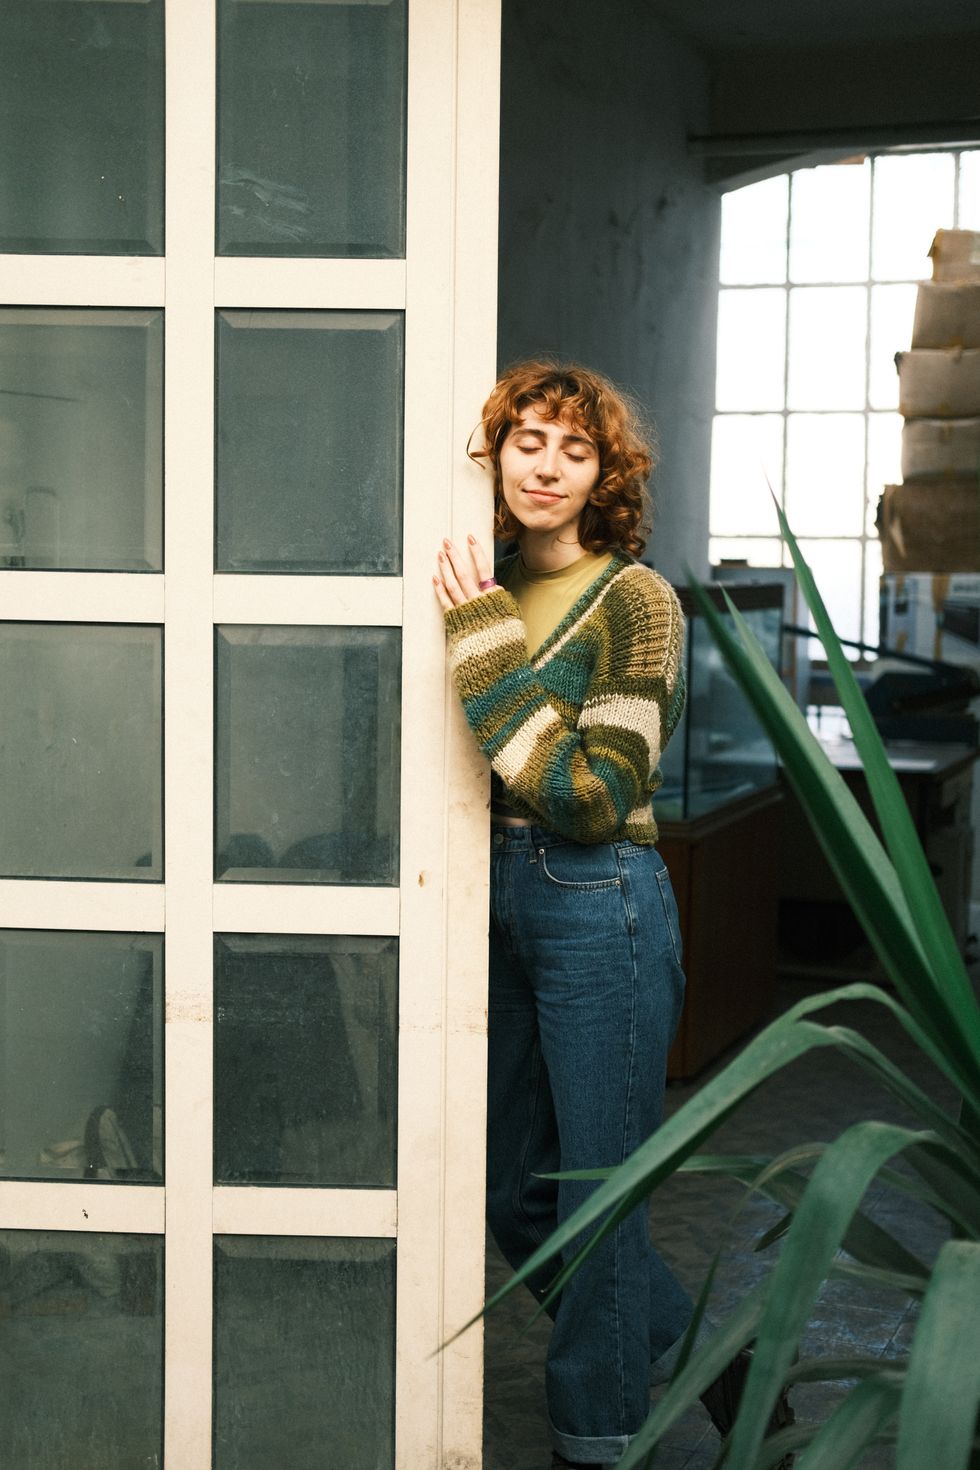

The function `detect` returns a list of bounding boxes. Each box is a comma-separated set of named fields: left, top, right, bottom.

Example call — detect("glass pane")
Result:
left=796, top=539, right=863, bottom=658
left=0, top=2, right=164, bottom=255
left=0, top=310, right=163, bottom=572
left=865, top=540, right=883, bottom=651
left=787, top=286, right=867, bottom=410
left=709, top=415, right=783, bottom=536
left=958, top=151, right=980, bottom=228
left=0, top=932, right=162, bottom=1183
left=866, top=412, right=903, bottom=535
left=868, top=284, right=917, bottom=410
left=710, top=536, right=785, bottom=568
left=719, top=175, right=788, bottom=285
left=216, top=311, right=403, bottom=574
left=0, top=624, right=162, bottom=880
left=872, top=153, right=954, bottom=282
left=214, top=1236, right=395, bottom=1470
left=0, top=1230, right=163, bottom=1470
left=715, top=289, right=787, bottom=411
left=785, top=413, right=865, bottom=537
left=214, top=935, right=397, bottom=1186
left=217, top=0, right=407, bottom=258
left=215, top=626, right=400, bottom=884
left=789, top=161, right=870, bottom=283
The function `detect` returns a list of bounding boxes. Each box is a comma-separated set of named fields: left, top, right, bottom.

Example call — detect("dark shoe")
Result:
left=700, top=1346, right=795, bottom=1467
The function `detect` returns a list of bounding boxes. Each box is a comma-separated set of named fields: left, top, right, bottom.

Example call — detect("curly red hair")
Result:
left=469, top=359, right=655, bottom=557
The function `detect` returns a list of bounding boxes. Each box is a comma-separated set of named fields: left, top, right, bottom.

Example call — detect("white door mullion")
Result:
left=163, top=2, right=217, bottom=1466
left=0, top=880, right=165, bottom=933
left=0, top=571, right=164, bottom=624
left=0, top=1182, right=165, bottom=1235
left=395, top=1, right=499, bottom=1465
left=213, top=574, right=403, bottom=628
left=214, top=256, right=406, bottom=310
left=0, top=255, right=166, bottom=308
left=212, top=1187, right=397, bottom=1239
left=439, top=1, right=501, bottom=1455
left=212, top=883, right=400, bottom=938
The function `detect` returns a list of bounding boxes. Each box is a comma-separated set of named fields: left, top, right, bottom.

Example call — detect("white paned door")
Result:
left=0, top=2, right=499, bottom=1465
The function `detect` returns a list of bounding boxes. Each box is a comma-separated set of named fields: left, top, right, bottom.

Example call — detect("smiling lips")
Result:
left=524, top=489, right=563, bottom=503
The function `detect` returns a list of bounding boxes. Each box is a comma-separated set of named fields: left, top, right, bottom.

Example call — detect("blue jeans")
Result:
left=487, top=825, right=694, bottom=1465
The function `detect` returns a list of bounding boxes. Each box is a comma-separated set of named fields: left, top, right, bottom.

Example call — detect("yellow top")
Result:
left=502, top=550, right=614, bottom=656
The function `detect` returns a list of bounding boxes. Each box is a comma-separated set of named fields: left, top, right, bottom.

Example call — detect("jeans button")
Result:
left=493, top=831, right=504, bottom=846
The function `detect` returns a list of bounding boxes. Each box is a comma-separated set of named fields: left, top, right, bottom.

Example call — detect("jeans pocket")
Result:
left=537, top=843, right=622, bottom=891
left=655, top=865, right=684, bottom=964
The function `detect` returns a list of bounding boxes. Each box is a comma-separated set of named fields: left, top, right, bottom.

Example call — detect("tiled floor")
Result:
left=482, top=977, right=959, bottom=1469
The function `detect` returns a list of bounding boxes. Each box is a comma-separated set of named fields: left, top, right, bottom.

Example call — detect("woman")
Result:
left=433, top=361, right=790, bottom=1469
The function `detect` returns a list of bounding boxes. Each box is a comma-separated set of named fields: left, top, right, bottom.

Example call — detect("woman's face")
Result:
left=498, top=404, right=600, bottom=544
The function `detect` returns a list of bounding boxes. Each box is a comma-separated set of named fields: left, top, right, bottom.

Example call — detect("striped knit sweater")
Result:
left=443, top=551, right=685, bottom=844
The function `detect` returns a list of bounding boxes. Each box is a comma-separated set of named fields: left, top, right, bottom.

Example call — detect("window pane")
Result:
left=796, top=539, right=863, bottom=657
left=719, top=175, right=788, bottom=285
left=214, top=1236, right=395, bottom=1470
left=0, top=932, right=162, bottom=1183
left=785, top=414, right=865, bottom=537
left=0, top=624, right=162, bottom=880
left=789, top=161, right=870, bottom=283
left=215, top=626, right=400, bottom=884
left=0, top=2, right=164, bottom=255
left=214, top=935, right=397, bottom=1186
left=0, top=1230, right=163, bottom=1470
left=872, top=153, right=954, bottom=282
left=217, top=0, right=407, bottom=257
left=787, top=286, right=867, bottom=410
left=710, top=537, right=784, bottom=568
left=216, top=312, right=403, bottom=574
left=0, top=310, right=163, bottom=571
left=958, top=151, right=980, bottom=227
left=715, top=289, right=787, bottom=411
left=867, top=412, right=903, bottom=534
left=709, top=415, right=783, bottom=536
left=868, top=284, right=917, bottom=410
left=865, top=539, right=883, bottom=650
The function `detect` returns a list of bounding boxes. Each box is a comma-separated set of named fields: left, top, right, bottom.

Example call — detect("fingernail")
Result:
left=443, top=537, right=452, bottom=549
left=467, top=533, right=476, bottom=544
left=438, top=551, right=445, bottom=561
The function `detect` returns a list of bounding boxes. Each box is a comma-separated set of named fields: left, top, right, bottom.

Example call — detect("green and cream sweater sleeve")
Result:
left=443, top=564, right=685, bottom=844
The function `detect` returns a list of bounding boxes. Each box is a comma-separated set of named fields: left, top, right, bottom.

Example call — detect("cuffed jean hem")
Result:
left=550, top=1416, right=630, bottom=1466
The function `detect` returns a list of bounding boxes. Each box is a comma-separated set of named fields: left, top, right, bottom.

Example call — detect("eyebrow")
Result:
left=512, top=426, right=595, bottom=448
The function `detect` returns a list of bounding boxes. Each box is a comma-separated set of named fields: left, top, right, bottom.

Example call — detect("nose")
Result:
left=534, top=443, right=560, bottom=482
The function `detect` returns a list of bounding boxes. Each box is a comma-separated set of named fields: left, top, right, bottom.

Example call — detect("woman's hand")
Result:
left=433, top=535, right=497, bottom=612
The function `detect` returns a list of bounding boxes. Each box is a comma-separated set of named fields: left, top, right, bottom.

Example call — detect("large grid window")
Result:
left=710, top=148, right=980, bottom=655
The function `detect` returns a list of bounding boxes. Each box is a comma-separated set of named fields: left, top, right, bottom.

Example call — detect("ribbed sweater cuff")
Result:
left=443, top=587, right=519, bottom=639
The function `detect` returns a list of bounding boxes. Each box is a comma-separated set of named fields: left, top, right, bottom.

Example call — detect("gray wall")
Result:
left=497, top=1, right=720, bottom=584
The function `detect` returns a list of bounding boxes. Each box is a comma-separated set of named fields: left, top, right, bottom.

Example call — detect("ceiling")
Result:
left=648, top=0, right=980, bottom=51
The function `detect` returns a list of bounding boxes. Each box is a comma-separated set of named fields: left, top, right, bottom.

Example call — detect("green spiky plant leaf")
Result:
left=469, top=516, right=980, bottom=1469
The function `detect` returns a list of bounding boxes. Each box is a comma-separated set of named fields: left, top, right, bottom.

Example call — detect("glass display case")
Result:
left=657, top=582, right=784, bottom=823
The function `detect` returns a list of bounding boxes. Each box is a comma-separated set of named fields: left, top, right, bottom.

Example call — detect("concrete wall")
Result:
left=496, top=1, right=720, bottom=584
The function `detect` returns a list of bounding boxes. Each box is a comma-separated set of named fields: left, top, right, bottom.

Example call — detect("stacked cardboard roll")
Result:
left=879, top=230, right=980, bottom=572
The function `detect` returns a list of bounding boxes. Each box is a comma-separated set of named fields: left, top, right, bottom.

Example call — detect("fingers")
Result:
left=466, top=534, right=494, bottom=585
left=436, top=547, right=467, bottom=607
left=432, top=574, right=453, bottom=612
left=432, top=535, right=494, bottom=612
left=443, top=538, right=480, bottom=599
